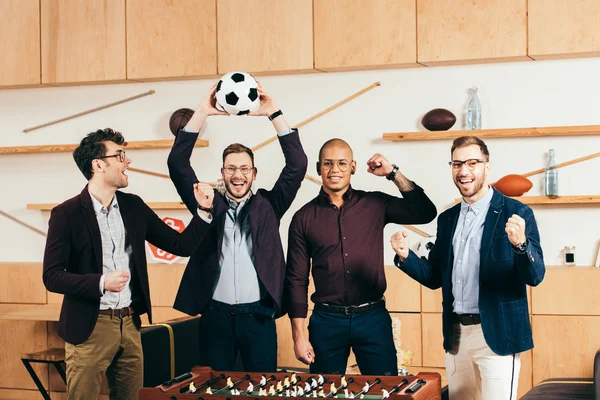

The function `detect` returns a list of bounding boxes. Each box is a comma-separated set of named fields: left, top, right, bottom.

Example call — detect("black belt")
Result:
left=314, top=299, right=385, bottom=315
left=453, top=313, right=481, bottom=325
left=98, top=306, right=135, bottom=319
left=208, top=299, right=276, bottom=319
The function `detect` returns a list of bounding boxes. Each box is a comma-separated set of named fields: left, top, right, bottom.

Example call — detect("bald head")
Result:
left=318, top=138, right=353, bottom=162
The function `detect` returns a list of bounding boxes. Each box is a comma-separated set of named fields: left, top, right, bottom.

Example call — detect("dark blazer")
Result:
left=397, top=189, right=545, bottom=356
left=168, top=129, right=308, bottom=317
left=42, top=186, right=210, bottom=345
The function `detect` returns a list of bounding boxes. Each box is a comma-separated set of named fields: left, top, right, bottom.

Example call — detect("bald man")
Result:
left=286, top=139, right=437, bottom=375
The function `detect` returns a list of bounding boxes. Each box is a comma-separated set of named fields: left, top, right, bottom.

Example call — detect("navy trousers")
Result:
left=308, top=307, right=398, bottom=375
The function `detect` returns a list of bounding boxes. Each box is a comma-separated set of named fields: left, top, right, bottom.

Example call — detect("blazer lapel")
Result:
left=446, top=203, right=461, bottom=276
left=480, top=190, right=504, bottom=266
left=80, top=186, right=103, bottom=273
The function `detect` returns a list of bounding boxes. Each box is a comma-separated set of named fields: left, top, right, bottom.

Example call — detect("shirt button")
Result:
left=461, top=240, right=465, bottom=243
left=458, top=301, right=461, bottom=304
left=344, top=253, right=348, bottom=257
left=458, top=260, right=461, bottom=264
left=343, top=237, right=346, bottom=240
left=346, top=270, right=350, bottom=274
left=457, top=280, right=461, bottom=284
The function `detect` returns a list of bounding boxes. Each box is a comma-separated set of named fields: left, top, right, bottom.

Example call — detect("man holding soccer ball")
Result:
left=167, top=81, right=308, bottom=372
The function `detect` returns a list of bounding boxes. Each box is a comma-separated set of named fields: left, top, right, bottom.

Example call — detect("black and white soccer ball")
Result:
left=215, top=72, right=260, bottom=116
left=413, top=236, right=436, bottom=260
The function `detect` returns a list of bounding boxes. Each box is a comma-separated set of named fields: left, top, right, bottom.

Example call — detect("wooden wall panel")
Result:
left=417, top=0, right=529, bottom=66
left=126, top=0, right=217, bottom=80
left=532, top=315, right=600, bottom=384
left=421, top=313, right=444, bottom=367
left=0, top=0, right=41, bottom=88
left=0, top=321, right=48, bottom=390
left=0, top=263, right=46, bottom=304
left=41, top=0, right=126, bottom=84
left=217, top=0, right=313, bottom=74
left=313, top=0, right=417, bottom=71
left=421, top=287, right=442, bottom=313
left=532, top=267, right=600, bottom=315
left=518, top=350, right=533, bottom=399
left=148, top=264, right=186, bottom=307
left=385, top=266, right=421, bottom=312
left=529, top=0, right=600, bottom=60
left=390, top=312, right=422, bottom=367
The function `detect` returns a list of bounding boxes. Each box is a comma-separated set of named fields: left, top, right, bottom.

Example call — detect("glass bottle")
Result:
left=544, top=149, right=558, bottom=198
left=467, top=87, right=482, bottom=130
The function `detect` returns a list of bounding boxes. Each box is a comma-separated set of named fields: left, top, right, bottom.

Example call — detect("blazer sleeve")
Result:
left=394, top=216, right=444, bottom=290
left=167, top=129, right=203, bottom=215
left=515, top=205, right=545, bottom=286
left=285, top=211, right=311, bottom=319
left=42, top=207, right=102, bottom=299
left=142, top=201, right=211, bottom=257
left=264, top=130, right=308, bottom=219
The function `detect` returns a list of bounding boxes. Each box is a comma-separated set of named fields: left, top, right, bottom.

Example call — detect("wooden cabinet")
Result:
left=0, top=0, right=41, bottom=88
left=41, top=0, right=126, bottom=84
left=417, top=0, right=529, bottom=66
left=314, top=0, right=417, bottom=71
left=217, top=0, right=313, bottom=74
left=532, top=267, right=600, bottom=315
left=529, top=0, right=600, bottom=60
left=421, top=313, right=444, bottom=367
left=127, top=0, right=217, bottom=80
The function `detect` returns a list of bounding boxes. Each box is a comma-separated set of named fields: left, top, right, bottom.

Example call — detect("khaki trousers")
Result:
left=446, top=323, right=521, bottom=400
left=65, top=314, right=143, bottom=400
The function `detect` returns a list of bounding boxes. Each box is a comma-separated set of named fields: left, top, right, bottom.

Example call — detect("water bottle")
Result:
left=544, top=149, right=558, bottom=198
left=467, top=87, right=482, bottom=130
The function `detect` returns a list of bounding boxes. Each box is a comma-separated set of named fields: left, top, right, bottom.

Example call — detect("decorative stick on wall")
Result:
left=251, top=82, right=381, bottom=152
left=404, top=225, right=433, bottom=238
left=128, top=167, right=218, bottom=187
left=23, top=90, right=156, bottom=133
left=489, top=151, right=600, bottom=186
left=0, top=209, right=47, bottom=236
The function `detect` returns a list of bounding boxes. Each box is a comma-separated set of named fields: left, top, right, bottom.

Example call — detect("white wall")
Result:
left=1, top=58, right=599, bottom=267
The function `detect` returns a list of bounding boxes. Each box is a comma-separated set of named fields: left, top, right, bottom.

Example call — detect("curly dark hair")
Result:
left=73, top=128, right=125, bottom=180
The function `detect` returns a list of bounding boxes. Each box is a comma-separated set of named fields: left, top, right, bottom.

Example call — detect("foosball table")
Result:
left=139, top=367, right=441, bottom=400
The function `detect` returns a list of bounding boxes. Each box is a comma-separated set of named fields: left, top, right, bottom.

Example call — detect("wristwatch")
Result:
left=197, top=204, right=213, bottom=213
left=268, top=109, right=283, bottom=121
left=514, top=239, right=528, bottom=252
left=386, top=164, right=399, bottom=181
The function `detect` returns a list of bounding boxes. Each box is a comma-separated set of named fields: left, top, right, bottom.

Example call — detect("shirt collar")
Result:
left=317, top=185, right=354, bottom=206
left=460, top=186, right=493, bottom=215
left=88, top=189, right=119, bottom=215
left=225, top=191, right=252, bottom=210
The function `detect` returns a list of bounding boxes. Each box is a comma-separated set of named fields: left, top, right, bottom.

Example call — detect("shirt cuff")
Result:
left=182, top=126, right=199, bottom=134
left=197, top=209, right=213, bottom=223
left=277, top=129, right=293, bottom=137
left=288, top=303, right=309, bottom=319
left=99, top=275, right=106, bottom=295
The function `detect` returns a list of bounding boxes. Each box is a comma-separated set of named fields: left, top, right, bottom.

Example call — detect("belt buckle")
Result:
left=344, top=306, right=357, bottom=315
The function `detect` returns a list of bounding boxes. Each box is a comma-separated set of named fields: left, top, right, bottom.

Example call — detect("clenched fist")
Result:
left=366, top=153, right=393, bottom=177
left=390, top=231, right=410, bottom=262
left=505, top=214, right=526, bottom=247
left=194, top=182, right=215, bottom=210
left=104, top=271, right=130, bottom=293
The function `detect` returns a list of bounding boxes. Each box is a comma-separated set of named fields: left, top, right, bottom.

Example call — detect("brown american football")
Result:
left=492, top=174, right=533, bottom=196
left=421, top=108, right=456, bottom=131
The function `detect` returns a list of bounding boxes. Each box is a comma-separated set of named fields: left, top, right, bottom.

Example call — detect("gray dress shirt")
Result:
left=90, top=191, right=133, bottom=310
left=451, top=187, right=494, bottom=314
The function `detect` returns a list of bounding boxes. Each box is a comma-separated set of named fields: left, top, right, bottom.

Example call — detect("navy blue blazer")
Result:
left=396, top=189, right=545, bottom=356
left=168, top=129, right=308, bottom=317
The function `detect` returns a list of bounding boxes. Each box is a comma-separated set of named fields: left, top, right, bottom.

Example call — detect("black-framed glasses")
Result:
left=449, top=158, right=487, bottom=170
left=98, top=150, right=126, bottom=163
left=321, top=159, right=352, bottom=172
left=222, top=165, right=255, bottom=176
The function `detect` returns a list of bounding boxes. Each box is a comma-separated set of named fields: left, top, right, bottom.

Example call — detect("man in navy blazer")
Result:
left=391, top=136, right=545, bottom=400
left=168, top=83, right=308, bottom=372
left=43, top=128, right=210, bottom=399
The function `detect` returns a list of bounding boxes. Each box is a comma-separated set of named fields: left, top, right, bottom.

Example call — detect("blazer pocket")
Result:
left=501, top=299, right=532, bottom=345
left=489, top=235, right=513, bottom=263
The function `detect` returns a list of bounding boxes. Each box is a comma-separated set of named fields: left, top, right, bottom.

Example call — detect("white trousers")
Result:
left=446, top=323, right=521, bottom=400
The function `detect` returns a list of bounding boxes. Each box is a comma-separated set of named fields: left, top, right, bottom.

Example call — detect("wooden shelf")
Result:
left=0, top=139, right=209, bottom=155
left=382, top=124, right=600, bottom=141
left=454, top=195, right=600, bottom=205
left=28, top=201, right=188, bottom=211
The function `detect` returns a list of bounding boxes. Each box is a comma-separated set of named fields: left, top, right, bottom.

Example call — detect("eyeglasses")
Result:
left=449, top=159, right=487, bottom=170
left=320, top=159, right=352, bottom=172
left=222, top=165, right=255, bottom=176
left=99, top=150, right=126, bottom=163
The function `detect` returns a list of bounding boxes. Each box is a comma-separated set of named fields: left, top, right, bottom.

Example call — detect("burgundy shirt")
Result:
left=286, top=185, right=437, bottom=318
